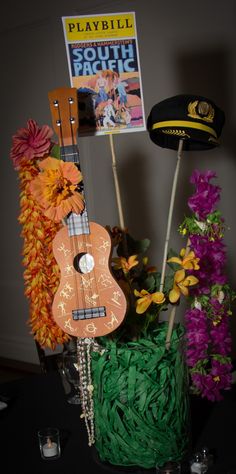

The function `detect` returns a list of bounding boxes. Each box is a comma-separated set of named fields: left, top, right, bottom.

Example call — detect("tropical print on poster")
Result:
left=62, top=12, right=146, bottom=136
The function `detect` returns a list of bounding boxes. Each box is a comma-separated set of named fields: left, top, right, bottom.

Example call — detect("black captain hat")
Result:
left=147, top=94, right=225, bottom=151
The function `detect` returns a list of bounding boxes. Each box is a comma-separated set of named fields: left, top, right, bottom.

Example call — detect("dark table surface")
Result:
left=0, top=370, right=236, bottom=474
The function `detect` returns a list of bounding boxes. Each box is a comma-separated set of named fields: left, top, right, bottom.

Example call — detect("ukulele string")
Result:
left=56, top=98, right=84, bottom=316
left=68, top=96, right=102, bottom=318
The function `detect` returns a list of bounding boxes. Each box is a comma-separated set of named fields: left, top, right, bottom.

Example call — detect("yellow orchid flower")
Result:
left=112, top=255, right=139, bottom=274
left=134, top=289, right=165, bottom=314
left=167, top=248, right=200, bottom=270
left=169, top=269, right=199, bottom=303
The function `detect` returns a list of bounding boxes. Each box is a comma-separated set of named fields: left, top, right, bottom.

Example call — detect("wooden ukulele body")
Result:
left=52, top=221, right=127, bottom=337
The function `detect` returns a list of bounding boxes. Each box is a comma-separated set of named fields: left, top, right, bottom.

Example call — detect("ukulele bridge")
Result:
left=72, top=306, right=106, bottom=320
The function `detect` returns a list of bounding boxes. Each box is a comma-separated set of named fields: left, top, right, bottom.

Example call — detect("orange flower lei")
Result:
left=18, top=159, right=70, bottom=349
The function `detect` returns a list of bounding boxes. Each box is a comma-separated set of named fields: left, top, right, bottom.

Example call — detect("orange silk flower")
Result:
left=30, top=157, right=84, bottom=222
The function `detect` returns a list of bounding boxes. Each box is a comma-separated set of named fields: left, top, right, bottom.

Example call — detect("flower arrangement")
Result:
left=179, top=170, right=235, bottom=401
left=107, top=226, right=199, bottom=339
left=10, top=118, right=234, bottom=402
left=107, top=169, right=235, bottom=401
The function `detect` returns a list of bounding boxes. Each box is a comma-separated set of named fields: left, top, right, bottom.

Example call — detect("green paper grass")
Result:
left=91, top=322, right=190, bottom=469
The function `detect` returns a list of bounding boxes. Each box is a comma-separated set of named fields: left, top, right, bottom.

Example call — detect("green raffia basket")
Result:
left=91, top=322, right=190, bottom=469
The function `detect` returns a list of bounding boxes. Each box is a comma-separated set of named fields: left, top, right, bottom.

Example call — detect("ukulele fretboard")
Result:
left=61, top=144, right=90, bottom=236
left=60, top=144, right=78, bottom=163
left=67, top=211, right=90, bottom=236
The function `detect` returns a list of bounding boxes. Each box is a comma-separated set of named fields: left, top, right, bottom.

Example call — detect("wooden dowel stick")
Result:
left=165, top=306, right=176, bottom=349
left=159, top=139, right=184, bottom=292
left=109, top=134, right=125, bottom=230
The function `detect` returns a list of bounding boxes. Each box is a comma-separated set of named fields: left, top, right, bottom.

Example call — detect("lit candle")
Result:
left=42, top=437, right=58, bottom=458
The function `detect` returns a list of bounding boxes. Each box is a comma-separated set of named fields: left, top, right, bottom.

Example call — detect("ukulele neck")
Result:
left=60, top=145, right=90, bottom=237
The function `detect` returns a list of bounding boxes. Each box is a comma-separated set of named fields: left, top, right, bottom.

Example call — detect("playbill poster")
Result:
left=62, top=12, right=146, bottom=136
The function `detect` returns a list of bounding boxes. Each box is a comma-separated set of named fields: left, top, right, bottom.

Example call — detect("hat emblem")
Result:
left=187, top=100, right=215, bottom=123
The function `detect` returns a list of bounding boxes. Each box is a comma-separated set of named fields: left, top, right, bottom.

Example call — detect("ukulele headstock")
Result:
left=48, top=87, right=78, bottom=146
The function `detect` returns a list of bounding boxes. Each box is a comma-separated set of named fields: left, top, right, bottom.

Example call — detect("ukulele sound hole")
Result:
left=73, top=252, right=95, bottom=274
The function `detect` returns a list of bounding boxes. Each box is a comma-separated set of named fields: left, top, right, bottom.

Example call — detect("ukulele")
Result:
left=48, top=87, right=127, bottom=338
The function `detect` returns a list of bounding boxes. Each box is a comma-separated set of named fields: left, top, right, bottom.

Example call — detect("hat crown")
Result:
left=147, top=94, right=225, bottom=151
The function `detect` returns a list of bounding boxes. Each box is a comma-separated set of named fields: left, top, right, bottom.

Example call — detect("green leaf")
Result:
left=195, top=295, right=209, bottom=307
left=134, top=238, right=151, bottom=254
left=207, top=210, right=222, bottom=223
left=50, top=144, right=61, bottom=159
left=211, top=284, right=221, bottom=294
left=179, top=215, right=205, bottom=235
left=143, top=275, right=156, bottom=292
left=167, top=248, right=178, bottom=259
left=117, top=234, right=150, bottom=257
left=164, top=274, right=174, bottom=293
left=166, top=248, right=181, bottom=271
left=146, top=310, right=159, bottom=323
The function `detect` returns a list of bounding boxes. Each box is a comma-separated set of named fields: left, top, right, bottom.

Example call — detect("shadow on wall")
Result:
left=118, top=150, right=161, bottom=249
left=174, top=47, right=236, bottom=250
left=176, top=47, right=236, bottom=157
left=173, top=47, right=236, bottom=233
left=176, top=47, right=236, bottom=359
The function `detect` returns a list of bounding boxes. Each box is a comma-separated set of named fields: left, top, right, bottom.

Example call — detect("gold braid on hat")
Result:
left=187, top=100, right=215, bottom=123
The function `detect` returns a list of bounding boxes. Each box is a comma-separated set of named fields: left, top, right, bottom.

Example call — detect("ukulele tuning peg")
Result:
left=68, top=97, right=74, bottom=104
left=56, top=119, right=61, bottom=126
left=70, top=117, right=75, bottom=123
left=53, top=100, right=59, bottom=107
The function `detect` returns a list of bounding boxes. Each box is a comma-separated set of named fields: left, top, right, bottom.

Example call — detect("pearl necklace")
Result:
left=76, top=337, right=101, bottom=446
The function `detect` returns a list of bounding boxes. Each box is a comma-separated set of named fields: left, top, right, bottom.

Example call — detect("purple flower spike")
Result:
left=188, top=169, right=221, bottom=220
left=184, top=170, right=233, bottom=401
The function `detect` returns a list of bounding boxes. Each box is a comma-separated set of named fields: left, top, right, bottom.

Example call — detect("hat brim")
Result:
left=148, top=119, right=220, bottom=151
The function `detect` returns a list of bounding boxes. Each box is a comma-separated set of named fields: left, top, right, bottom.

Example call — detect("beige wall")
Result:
left=1, top=0, right=236, bottom=363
